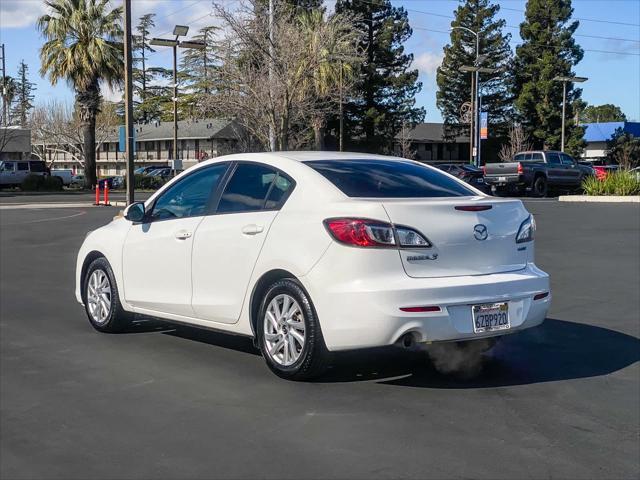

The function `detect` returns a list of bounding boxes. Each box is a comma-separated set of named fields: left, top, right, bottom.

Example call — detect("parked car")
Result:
left=76, top=153, right=550, bottom=380
left=483, top=151, right=593, bottom=197
left=97, top=177, right=115, bottom=189
left=436, top=163, right=487, bottom=191
left=0, top=159, right=50, bottom=188
left=134, top=165, right=167, bottom=176
left=70, top=174, right=85, bottom=187
left=592, top=165, right=619, bottom=181
left=50, top=169, right=74, bottom=186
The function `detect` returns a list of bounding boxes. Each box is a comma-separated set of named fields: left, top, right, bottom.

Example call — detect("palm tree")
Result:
left=297, top=9, right=360, bottom=150
left=1, top=76, right=17, bottom=125
left=38, top=0, right=123, bottom=187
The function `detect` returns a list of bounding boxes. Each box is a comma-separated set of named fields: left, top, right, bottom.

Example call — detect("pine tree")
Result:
left=180, top=26, right=219, bottom=101
left=132, top=14, right=172, bottom=122
left=436, top=0, right=513, bottom=140
left=11, top=61, right=36, bottom=127
left=334, top=0, right=424, bottom=153
left=514, top=0, right=585, bottom=156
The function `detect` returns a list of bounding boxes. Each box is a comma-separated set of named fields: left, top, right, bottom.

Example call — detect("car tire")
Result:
left=531, top=176, right=548, bottom=197
left=257, top=279, right=329, bottom=381
left=83, top=257, right=132, bottom=333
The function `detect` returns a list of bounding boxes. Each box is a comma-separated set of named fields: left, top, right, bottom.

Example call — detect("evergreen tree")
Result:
left=514, top=0, right=585, bottom=156
left=582, top=104, right=626, bottom=123
left=11, top=61, right=36, bottom=127
left=436, top=0, right=513, bottom=139
left=180, top=26, right=219, bottom=108
left=1, top=75, right=16, bottom=124
left=132, top=14, right=172, bottom=122
left=334, top=0, right=424, bottom=153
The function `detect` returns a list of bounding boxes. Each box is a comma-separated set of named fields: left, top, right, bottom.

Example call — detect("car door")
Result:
left=561, top=153, right=582, bottom=185
left=544, top=152, right=563, bottom=185
left=0, top=162, right=16, bottom=185
left=191, top=162, right=295, bottom=324
left=15, top=162, right=29, bottom=184
left=122, top=163, right=229, bottom=317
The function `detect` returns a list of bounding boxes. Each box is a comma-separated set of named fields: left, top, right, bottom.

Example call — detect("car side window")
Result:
left=17, top=162, right=29, bottom=171
left=217, top=163, right=279, bottom=214
left=150, top=163, right=228, bottom=221
left=265, top=174, right=294, bottom=209
left=560, top=153, right=575, bottom=165
left=1, top=162, right=15, bottom=172
left=514, top=154, right=525, bottom=162
left=530, top=153, right=543, bottom=161
left=29, top=161, right=46, bottom=172
left=547, top=152, right=561, bottom=165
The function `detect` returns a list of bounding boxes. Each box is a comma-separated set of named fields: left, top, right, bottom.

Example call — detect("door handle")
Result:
left=241, top=224, right=264, bottom=235
left=174, top=230, right=192, bottom=240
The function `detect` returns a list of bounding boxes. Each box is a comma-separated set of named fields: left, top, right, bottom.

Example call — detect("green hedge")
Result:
left=21, top=174, right=63, bottom=192
left=582, top=170, right=640, bottom=196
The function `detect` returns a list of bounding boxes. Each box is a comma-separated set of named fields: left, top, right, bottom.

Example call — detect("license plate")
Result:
left=476, top=178, right=484, bottom=184
left=498, top=176, right=507, bottom=182
left=472, top=302, right=510, bottom=333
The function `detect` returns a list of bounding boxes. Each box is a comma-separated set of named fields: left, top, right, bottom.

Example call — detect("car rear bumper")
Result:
left=304, top=263, right=550, bottom=351
left=483, top=175, right=525, bottom=187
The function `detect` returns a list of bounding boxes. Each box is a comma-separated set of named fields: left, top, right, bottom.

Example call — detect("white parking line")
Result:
left=0, top=202, right=97, bottom=209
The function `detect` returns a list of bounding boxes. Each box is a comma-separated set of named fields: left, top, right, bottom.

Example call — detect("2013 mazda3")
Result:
left=76, top=152, right=550, bottom=380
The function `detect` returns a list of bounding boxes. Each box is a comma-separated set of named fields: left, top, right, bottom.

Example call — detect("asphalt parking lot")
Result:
left=1, top=198, right=638, bottom=479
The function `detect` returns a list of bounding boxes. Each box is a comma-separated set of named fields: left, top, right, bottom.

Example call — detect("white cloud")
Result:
left=414, top=51, right=444, bottom=78
left=0, top=0, right=46, bottom=29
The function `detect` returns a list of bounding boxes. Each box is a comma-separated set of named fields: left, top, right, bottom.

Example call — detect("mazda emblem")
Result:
left=474, top=224, right=488, bottom=241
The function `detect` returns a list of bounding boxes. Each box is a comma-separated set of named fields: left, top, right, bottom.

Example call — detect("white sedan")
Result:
left=75, top=152, right=550, bottom=380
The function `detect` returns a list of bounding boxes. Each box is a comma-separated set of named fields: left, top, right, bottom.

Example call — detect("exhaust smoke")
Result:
left=425, top=338, right=497, bottom=378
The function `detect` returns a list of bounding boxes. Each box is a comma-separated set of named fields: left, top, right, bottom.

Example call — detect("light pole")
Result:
left=553, top=75, right=588, bottom=152
left=123, top=0, right=135, bottom=204
left=151, top=27, right=205, bottom=172
left=451, top=27, right=479, bottom=165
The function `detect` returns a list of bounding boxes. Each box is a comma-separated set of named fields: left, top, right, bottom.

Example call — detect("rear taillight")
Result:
left=517, top=163, right=523, bottom=174
left=324, top=218, right=431, bottom=248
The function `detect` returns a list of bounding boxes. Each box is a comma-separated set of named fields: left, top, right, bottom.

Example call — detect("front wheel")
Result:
left=83, top=257, right=132, bottom=333
left=257, top=279, right=329, bottom=380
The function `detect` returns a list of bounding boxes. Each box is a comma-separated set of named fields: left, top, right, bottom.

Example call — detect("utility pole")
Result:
left=1, top=44, right=6, bottom=126
left=123, top=0, right=136, bottom=205
left=339, top=59, right=344, bottom=152
left=268, top=0, right=276, bottom=151
left=469, top=72, right=475, bottom=165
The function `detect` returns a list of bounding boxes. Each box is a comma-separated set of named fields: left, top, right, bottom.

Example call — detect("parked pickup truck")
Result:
left=51, top=169, right=74, bottom=186
left=483, top=151, right=594, bottom=197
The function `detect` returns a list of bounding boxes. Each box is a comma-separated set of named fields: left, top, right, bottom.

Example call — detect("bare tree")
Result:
left=30, top=100, right=119, bottom=169
left=207, top=0, right=361, bottom=151
left=398, top=121, right=416, bottom=160
left=499, top=123, right=532, bottom=162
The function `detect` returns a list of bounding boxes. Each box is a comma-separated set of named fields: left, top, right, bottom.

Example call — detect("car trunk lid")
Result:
left=382, top=197, right=530, bottom=278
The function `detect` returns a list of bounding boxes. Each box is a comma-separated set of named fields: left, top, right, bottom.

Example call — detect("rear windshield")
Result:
left=306, top=159, right=474, bottom=198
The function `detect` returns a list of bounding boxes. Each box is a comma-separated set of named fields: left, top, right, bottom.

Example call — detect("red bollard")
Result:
left=95, top=183, right=100, bottom=206
left=104, top=183, right=110, bottom=206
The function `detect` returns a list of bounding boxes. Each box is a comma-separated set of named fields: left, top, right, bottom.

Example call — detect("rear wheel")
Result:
left=257, top=279, right=329, bottom=380
left=83, top=257, right=132, bottom=333
left=531, top=176, right=548, bottom=197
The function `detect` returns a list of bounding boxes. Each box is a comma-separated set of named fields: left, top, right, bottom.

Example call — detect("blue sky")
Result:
left=1, top=0, right=639, bottom=121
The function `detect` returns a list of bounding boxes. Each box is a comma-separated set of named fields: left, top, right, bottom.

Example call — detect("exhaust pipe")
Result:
left=401, top=333, right=416, bottom=349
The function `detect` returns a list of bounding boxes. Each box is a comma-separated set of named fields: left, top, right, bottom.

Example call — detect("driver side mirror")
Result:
left=124, top=202, right=146, bottom=223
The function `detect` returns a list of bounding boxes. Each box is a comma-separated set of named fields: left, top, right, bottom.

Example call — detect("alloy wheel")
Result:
left=263, top=294, right=306, bottom=366
left=87, top=269, right=111, bottom=325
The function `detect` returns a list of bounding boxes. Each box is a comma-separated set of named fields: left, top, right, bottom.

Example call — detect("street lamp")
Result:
left=150, top=26, right=205, bottom=171
left=553, top=75, right=588, bottom=152
left=451, top=27, right=481, bottom=166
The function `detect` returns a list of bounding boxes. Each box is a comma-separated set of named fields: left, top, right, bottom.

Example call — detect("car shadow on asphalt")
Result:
left=122, top=317, right=639, bottom=387
left=318, top=318, right=640, bottom=388
left=126, top=316, right=260, bottom=356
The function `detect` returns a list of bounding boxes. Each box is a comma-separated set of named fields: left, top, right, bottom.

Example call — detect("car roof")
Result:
left=201, top=151, right=408, bottom=164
